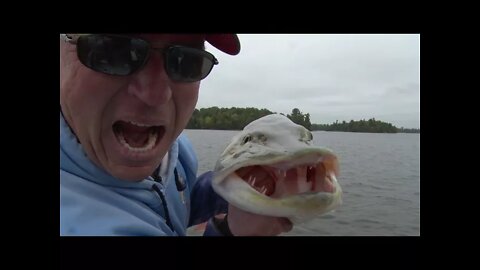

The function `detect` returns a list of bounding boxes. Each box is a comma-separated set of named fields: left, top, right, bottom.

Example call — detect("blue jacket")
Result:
left=60, top=112, right=228, bottom=236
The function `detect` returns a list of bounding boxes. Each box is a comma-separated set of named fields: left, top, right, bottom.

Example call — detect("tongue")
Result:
left=117, top=121, right=152, bottom=147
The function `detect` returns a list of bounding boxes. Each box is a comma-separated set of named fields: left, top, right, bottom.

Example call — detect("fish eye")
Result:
left=242, top=135, right=252, bottom=144
left=300, top=129, right=313, bottom=142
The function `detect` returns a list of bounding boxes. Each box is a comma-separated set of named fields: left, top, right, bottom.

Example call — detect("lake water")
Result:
left=183, top=129, right=420, bottom=236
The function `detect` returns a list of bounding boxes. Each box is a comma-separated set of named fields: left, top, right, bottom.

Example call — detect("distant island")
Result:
left=186, top=107, right=420, bottom=134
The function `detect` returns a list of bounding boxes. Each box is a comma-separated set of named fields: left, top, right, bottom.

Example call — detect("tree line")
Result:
left=312, top=119, right=396, bottom=133
left=186, top=107, right=274, bottom=130
left=186, top=107, right=419, bottom=133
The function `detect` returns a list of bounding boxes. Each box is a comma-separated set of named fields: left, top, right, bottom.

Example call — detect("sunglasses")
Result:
left=61, top=34, right=219, bottom=82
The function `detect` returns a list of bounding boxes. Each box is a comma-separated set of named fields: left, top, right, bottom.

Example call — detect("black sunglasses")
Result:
left=62, top=34, right=219, bottom=82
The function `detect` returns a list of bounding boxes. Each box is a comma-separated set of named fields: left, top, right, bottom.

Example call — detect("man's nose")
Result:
left=127, top=53, right=172, bottom=107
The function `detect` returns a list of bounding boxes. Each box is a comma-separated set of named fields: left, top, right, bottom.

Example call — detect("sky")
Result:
left=198, top=34, right=420, bottom=129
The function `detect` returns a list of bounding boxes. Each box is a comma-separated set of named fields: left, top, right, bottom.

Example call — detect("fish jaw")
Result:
left=214, top=147, right=339, bottom=181
left=212, top=151, right=342, bottom=224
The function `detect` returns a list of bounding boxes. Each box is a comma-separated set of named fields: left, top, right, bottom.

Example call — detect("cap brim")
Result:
left=205, top=34, right=240, bottom=55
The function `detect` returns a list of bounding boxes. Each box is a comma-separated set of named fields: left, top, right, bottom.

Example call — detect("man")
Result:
left=60, top=34, right=293, bottom=236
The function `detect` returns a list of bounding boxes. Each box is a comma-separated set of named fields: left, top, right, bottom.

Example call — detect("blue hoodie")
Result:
left=60, top=112, right=228, bottom=236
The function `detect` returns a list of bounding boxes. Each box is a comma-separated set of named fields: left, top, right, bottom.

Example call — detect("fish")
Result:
left=211, top=113, right=342, bottom=224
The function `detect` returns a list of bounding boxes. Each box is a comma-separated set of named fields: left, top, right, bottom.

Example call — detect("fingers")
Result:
left=279, top=218, right=293, bottom=233
left=265, top=218, right=293, bottom=236
left=228, top=204, right=295, bottom=236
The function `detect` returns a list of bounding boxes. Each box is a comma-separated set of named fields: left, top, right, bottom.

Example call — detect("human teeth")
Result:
left=127, top=121, right=152, bottom=127
left=118, top=130, right=157, bottom=152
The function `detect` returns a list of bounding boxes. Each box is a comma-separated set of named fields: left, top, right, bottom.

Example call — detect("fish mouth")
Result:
left=212, top=152, right=341, bottom=223
left=234, top=155, right=338, bottom=199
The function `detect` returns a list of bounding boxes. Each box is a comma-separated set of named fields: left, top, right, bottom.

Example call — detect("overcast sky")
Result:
left=199, top=34, right=420, bottom=129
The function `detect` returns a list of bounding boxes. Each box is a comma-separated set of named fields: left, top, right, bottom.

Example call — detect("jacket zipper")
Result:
left=151, top=179, right=174, bottom=232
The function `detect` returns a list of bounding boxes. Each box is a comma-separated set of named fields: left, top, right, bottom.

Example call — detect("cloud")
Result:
left=199, top=34, right=420, bottom=129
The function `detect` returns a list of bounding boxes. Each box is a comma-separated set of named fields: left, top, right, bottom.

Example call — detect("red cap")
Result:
left=205, top=34, right=241, bottom=55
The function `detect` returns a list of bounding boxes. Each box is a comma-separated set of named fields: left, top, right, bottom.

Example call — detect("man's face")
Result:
left=60, top=34, right=205, bottom=181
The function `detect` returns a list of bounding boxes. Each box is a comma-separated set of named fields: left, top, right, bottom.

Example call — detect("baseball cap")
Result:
left=205, top=34, right=241, bottom=55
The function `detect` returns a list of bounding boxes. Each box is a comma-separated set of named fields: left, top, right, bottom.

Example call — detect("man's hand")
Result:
left=226, top=204, right=293, bottom=236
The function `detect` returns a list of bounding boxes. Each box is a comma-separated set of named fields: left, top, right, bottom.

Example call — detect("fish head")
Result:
left=212, top=114, right=342, bottom=224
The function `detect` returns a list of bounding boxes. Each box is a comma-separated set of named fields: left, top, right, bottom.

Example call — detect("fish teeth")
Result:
left=330, top=172, right=337, bottom=183
left=296, top=166, right=311, bottom=193
left=272, top=179, right=287, bottom=198
left=274, top=169, right=285, bottom=182
left=313, top=164, right=324, bottom=191
left=327, top=172, right=338, bottom=192
left=251, top=177, right=256, bottom=186
left=298, top=181, right=312, bottom=193
left=296, top=166, right=307, bottom=183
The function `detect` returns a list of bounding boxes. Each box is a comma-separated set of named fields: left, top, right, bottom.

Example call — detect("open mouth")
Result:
left=112, top=120, right=165, bottom=152
left=235, top=161, right=337, bottom=198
